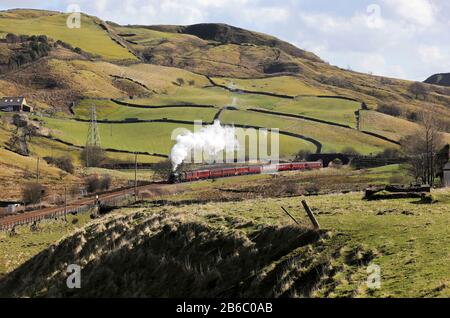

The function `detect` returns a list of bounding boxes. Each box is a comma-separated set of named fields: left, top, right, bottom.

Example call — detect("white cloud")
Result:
left=382, top=0, right=436, bottom=27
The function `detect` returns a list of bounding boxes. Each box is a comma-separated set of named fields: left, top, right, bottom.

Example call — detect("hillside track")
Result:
left=0, top=183, right=171, bottom=231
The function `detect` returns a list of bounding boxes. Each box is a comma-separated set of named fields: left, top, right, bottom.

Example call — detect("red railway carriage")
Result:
left=292, top=162, right=307, bottom=170
left=223, top=168, right=237, bottom=177
left=249, top=166, right=262, bottom=174
left=210, top=169, right=224, bottom=178
left=171, top=161, right=322, bottom=183
left=305, top=162, right=322, bottom=170
left=277, top=163, right=293, bottom=171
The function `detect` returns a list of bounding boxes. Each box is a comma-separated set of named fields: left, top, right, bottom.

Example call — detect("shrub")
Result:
left=409, top=82, right=428, bottom=99
left=342, top=147, right=360, bottom=156
left=44, top=156, right=74, bottom=174
left=305, top=183, right=320, bottom=195
left=376, top=148, right=402, bottom=159
left=420, top=193, right=434, bottom=204
left=22, top=183, right=46, bottom=204
left=284, top=183, right=299, bottom=196
left=5, top=33, right=19, bottom=43
left=69, top=185, right=81, bottom=198
left=377, top=103, right=401, bottom=117
left=176, top=78, right=185, bottom=86
left=85, top=175, right=102, bottom=193
left=85, top=175, right=113, bottom=193
left=407, top=112, right=419, bottom=122
left=295, top=150, right=312, bottom=161
left=100, top=175, right=112, bottom=190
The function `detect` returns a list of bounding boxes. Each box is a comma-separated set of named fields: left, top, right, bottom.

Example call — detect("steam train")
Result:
left=169, top=161, right=323, bottom=183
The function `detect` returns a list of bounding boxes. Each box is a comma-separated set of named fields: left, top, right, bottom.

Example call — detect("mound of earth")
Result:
left=0, top=209, right=369, bottom=298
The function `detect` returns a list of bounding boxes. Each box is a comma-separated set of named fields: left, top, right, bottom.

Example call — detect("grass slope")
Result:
left=212, top=76, right=328, bottom=96
left=74, top=99, right=218, bottom=122
left=2, top=186, right=449, bottom=297
left=41, top=116, right=315, bottom=158
left=0, top=11, right=135, bottom=60
left=221, top=110, right=396, bottom=154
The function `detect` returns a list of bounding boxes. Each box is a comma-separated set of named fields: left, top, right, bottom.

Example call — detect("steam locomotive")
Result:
left=169, top=161, right=323, bottom=183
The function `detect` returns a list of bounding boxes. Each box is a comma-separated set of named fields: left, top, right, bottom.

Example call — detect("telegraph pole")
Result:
left=134, top=152, right=138, bottom=202
left=64, top=186, right=67, bottom=222
left=36, top=157, right=40, bottom=184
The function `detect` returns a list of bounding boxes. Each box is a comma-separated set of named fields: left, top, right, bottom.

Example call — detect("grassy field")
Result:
left=28, top=136, right=164, bottom=165
left=162, top=190, right=450, bottom=297
left=74, top=99, right=219, bottom=122
left=129, top=86, right=284, bottom=109
left=94, top=61, right=210, bottom=93
left=0, top=146, right=79, bottom=201
left=40, top=116, right=316, bottom=158
left=221, top=110, right=397, bottom=154
left=40, top=117, right=192, bottom=154
left=127, top=88, right=362, bottom=127
left=0, top=12, right=135, bottom=60
left=2, top=177, right=448, bottom=297
left=212, top=76, right=329, bottom=96
left=270, top=97, right=361, bottom=127
left=0, top=213, right=92, bottom=276
left=360, top=110, right=420, bottom=141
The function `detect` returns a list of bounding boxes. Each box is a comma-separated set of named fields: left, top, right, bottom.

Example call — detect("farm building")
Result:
left=0, top=97, right=33, bottom=112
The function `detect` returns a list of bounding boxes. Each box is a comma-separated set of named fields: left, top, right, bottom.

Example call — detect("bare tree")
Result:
left=152, top=159, right=174, bottom=182
left=400, top=109, right=444, bottom=186
left=409, top=82, right=428, bottom=100
left=23, top=183, right=46, bottom=204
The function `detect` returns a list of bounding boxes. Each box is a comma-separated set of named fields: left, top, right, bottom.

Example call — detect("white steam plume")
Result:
left=170, top=121, right=239, bottom=171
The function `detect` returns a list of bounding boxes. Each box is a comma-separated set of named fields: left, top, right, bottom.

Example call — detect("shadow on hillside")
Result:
left=0, top=211, right=336, bottom=298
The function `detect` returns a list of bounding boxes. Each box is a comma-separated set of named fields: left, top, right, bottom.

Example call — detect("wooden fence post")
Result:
left=301, top=200, right=320, bottom=230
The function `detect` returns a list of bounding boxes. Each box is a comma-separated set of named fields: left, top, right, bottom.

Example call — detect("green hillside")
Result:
left=1, top=8, right=450, bottom=196
left=0, top=10, right=135, bottom=60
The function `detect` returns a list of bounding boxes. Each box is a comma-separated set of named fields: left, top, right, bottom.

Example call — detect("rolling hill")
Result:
left=425, top=73, right=450, bottom=87
left=1, top=8, right=450, bottom=200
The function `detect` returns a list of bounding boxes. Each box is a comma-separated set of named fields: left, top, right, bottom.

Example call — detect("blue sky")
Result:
left=1, top=0, right=449, bottom=81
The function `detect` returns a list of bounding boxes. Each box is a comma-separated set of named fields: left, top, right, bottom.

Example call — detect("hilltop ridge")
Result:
left=424, top=73, right=450, bottom=87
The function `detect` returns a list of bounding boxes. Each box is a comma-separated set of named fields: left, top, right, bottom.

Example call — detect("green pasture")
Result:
left=212, top=76, right=328, bottom=96
left=221, top=110, right=397, bottom=154
left=271, top=97, right=361, bottom=127
left=360, top=110, right=420, bottom=142
left=74, top=99, right=218, bottom=122
left=40, top=116, right=315, bottom=158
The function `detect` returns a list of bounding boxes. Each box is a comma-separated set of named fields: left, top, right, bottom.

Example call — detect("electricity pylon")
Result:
left=85, top=104, right=101, bottom=167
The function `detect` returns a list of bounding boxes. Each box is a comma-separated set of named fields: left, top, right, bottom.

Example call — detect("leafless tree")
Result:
left=22, top=183, right=46, bottom=204
left=409, top=82, right=428, bottom=100
left=152, top=159, right=174, bottom=182
left=400, top=109, right=444, bottom=186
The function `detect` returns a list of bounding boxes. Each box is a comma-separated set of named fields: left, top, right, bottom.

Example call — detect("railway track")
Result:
left=0, top=183, right=170, bottom=231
